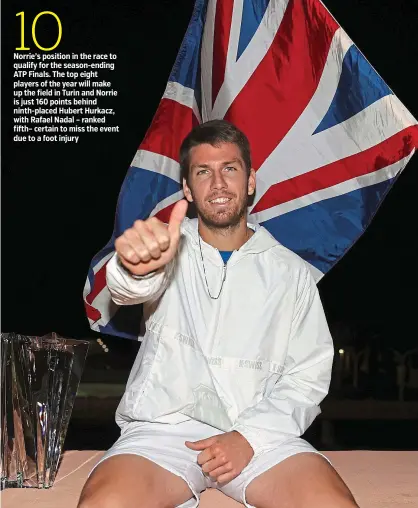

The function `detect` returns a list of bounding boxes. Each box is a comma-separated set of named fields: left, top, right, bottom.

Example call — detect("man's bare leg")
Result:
left=77, top=454, right=195, bottom=508
left=245, top=452, right=359, bottom=508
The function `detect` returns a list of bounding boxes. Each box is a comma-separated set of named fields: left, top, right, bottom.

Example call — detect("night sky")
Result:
left=2, top=0, right=417, bottom=350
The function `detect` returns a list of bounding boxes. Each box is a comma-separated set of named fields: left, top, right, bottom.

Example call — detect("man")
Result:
left=78, top=120, right=358, bottom=507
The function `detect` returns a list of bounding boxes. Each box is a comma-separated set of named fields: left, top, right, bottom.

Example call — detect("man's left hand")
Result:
left=185, top=431, right=254, bottom=484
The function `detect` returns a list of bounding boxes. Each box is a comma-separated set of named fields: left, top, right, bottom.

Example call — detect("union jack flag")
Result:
left=84, top=0, right=418, bottom=340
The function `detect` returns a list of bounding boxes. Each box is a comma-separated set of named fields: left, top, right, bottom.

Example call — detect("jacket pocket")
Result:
left=208, top=358, right=284, bottom=423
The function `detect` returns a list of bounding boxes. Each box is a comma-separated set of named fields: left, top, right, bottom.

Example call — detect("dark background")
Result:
left=2, top=0, right=418, bottom=450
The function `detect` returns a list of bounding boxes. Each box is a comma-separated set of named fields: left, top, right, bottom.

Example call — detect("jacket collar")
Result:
left=181, top=217, right=278, bottom=265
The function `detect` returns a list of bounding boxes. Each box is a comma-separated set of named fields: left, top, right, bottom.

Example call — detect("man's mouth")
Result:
left=209, top=197, right=232, bottom=204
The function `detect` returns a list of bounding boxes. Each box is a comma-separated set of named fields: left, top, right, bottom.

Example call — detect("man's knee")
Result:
left=77, top=485, right=165, bottom=508
left=246, top=452, right=359, bottom=508
left=246, top=490, right=358, bottom=508
left=78, top=490, right=124, bottom=508
left=77, top=454, right=194, bottom=508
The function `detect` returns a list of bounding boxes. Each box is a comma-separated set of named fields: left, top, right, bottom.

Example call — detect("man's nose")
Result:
left=210, top=170, right=227, bottom=189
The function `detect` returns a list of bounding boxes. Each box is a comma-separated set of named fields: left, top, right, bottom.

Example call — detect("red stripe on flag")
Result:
left=225, top=0, right=338, bottom=170
left=252, top=125, right=418, bottom=214
left=85, top=301, right=101, bottom=322
left=212, top=0, right=234, bottom=107
left=139, top=98, right=195, bottom=162
left=155, top=202, right=177, bottom=223
left=85, top=264, right=108, bottom=305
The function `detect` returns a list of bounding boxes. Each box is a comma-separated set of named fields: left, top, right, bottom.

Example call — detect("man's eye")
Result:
left=224, top=166, right=236, bottom=171
left=197, top=169, right=208, bottom=175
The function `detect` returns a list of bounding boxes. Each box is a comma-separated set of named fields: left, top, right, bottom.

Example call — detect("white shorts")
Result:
left=88, top=418, right=329, bottom=507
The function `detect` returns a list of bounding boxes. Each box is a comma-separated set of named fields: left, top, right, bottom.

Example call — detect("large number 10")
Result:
left=16, top=11, right=62, bottom=51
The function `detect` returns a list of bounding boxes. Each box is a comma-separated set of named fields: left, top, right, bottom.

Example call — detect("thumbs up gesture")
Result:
left=115, top=199, right=188, bottom=276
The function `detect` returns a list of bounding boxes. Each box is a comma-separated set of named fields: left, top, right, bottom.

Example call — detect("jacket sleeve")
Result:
left=105, top=252, right=175, bottom=306
left=230, top=265, right=334, bottom=455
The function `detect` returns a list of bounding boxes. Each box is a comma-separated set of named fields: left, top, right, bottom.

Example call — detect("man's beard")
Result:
left=193, top=193, right=249, bottom=232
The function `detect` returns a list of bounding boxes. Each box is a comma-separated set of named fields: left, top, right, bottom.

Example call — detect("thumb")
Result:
left=168, top=199, right=188, bottom=235
left=185, top=437, right=215, bottom=450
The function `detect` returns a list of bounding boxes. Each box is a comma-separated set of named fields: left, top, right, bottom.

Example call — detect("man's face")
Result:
left=183, top=142, right=256, bottom=229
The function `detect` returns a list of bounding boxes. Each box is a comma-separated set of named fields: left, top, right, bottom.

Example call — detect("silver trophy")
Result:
left=1, top=332, right=89, bottom=489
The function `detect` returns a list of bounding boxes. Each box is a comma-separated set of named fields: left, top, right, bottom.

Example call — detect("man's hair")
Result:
left=180, top=119, right=252, bottom=182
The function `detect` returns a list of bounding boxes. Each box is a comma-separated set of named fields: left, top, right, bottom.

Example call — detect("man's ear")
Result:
left=183, top=178, right=194, bottom=203
left=248, top=168, right=256, bottom=196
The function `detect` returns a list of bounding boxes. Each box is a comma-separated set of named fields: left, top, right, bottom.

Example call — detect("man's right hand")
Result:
left=115, top=199, right=188, bottom=276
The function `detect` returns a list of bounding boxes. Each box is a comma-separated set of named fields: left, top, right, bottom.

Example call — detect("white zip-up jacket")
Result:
left=106, top=217, right=334, bottom=455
